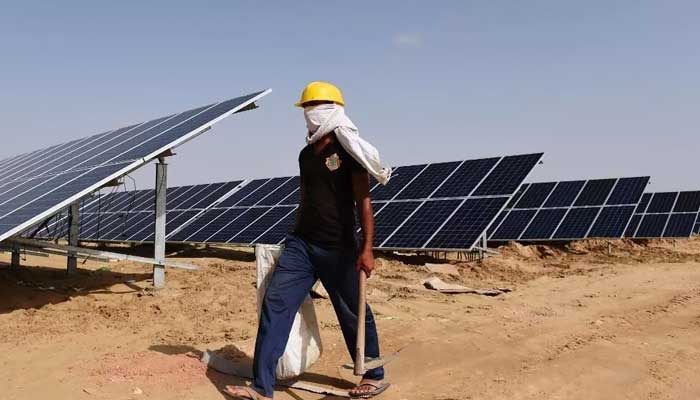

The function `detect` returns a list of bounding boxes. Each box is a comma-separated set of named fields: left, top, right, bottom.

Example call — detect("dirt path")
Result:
left=1, top=239, right=699, bottom=399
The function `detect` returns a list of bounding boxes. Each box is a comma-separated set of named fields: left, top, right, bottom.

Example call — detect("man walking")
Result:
left=224, top=82, right=392, bottom=399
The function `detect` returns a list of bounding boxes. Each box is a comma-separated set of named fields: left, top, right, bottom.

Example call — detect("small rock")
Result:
left=132, top=387, right=143, bottom=395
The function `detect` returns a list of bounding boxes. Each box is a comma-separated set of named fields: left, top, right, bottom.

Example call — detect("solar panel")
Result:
left=514, top=182, right=556, bottom=209
left=371, top=165, right=426, bottom=201
left=521, top=208, right=568, bottom=240
left=491, top=209, right=537, bottom=240
left=372, top=201, right=422, bottom=245
left=170, top=153, right=542, bottom=250
left=628, top=191, right=700, bottom=238
left=1, top=90, right=269, bottom=243
left=51, top=153, right=542, bottom=251
left=381, top=200, right=462, bottom=248
left=33, top=179, right=245, bottom=243
left=588, top=206, right=635, bottom=238
left=490, top=176, right=649, bottom=241
left=426, top=197, right=509, bottom=250
left=394, top=162, right=460, bottom=200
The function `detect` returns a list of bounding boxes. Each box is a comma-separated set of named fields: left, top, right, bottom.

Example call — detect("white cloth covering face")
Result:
left=304, top=104, right=392, bottom=185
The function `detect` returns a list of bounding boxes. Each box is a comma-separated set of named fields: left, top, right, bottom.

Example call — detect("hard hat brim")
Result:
left=294, top=100, right=345, bottom=108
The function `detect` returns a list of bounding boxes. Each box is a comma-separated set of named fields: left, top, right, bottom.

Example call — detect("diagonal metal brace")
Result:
left=8, top=237, right=199, bottom=271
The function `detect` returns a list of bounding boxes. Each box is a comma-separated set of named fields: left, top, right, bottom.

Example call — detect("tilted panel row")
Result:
left=489, top=176, right=649, bottom=241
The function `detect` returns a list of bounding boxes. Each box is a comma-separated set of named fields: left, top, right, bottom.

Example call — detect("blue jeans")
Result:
left=252, top=234, right=384, bottom=397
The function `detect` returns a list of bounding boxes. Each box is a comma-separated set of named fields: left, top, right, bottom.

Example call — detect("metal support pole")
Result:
left=153, top=158, right=167, bottom=289
left=479, top=233, right=487, bottom=260
left=11, top=244, right=20, bottom=268
left=67, top=201, right=80, bottom=274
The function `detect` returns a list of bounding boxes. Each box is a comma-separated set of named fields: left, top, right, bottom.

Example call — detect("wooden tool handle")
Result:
left=354, top=270, right=367, bottom=376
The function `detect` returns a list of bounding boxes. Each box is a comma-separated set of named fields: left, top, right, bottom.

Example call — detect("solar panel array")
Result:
left=489, top=177, right=649, bottom=241
left=35, top=181, right=246, bottom=242
left=0, top=90, right=270, bottom=244
left=38, top=153, right=543, bottom=251
left=625, top=191, right=700, bottom=238
left=175, top=153, right=542, bottom=250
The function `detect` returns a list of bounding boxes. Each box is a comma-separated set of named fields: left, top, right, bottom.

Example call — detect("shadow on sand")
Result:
left=149, top=343, right=355, bottom=399
left=0, top=260, right=151, bottom=314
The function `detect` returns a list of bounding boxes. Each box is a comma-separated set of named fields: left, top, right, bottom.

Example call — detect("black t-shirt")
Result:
left=294, top=137, right=365, bottom=250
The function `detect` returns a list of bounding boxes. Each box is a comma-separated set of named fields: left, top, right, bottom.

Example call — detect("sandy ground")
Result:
left=2, top=238, right=700, bottom=400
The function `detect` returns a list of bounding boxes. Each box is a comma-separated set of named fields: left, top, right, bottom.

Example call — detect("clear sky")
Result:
left=1, top=1, right=697, bottom=192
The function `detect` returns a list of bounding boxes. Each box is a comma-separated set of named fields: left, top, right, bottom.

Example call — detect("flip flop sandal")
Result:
left=349, top=381, right=391, bottom=398
left=222, top=386, right=267, bottom=400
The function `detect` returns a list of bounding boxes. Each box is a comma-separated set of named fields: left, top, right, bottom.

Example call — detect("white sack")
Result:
left=255, top=244, right=323, bottom=379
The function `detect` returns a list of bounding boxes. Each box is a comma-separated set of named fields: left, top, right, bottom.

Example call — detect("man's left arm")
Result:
left=353, top=171, right=375, bottom=277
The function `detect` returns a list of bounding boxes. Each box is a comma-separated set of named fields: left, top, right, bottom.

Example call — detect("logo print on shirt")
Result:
left=325, top=153, right=342, bottom=171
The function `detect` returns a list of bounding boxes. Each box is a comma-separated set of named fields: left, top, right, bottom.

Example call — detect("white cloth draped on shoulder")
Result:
left=304, top=104, right=392, bottom=185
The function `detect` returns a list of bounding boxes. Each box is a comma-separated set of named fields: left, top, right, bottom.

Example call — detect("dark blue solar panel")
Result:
left=230, top=206, right=296, bottom=244
left=395, top=162, right=460, bottom=200
left=505, top=184, right=529, bottom=209
left=552, top=207, right=600, bottom=239
left=382, top=200, right=461, bottom=248
left=635, top=214, right=669, bottom=238
left=695, top=222, right=700, bottom=234
left=217, top=179, right=269, bottom=208
left=487, top=210, right=507, bottom=237
left=427, top=197, right=509, bottom=249
left=521, top=208, right=568, bottom=240
left=82, top=192, right=130, bottom=213
left=117, top=192, right=146, bottom=211
left=143, top=210, right=200, bottom=242
left=372, top=201, right=422, bottom=245
left=588, top=206, right=635, bottom=238
left=574, top=179, right=616, bottom=206
left=662, top=213, right=697, bottom=238
left=208, top=207, right=270, bottom=243
left=514, top=182, right=556, bottom=209
left=543, top=181, right=585, bottom=208
left=647, top=193, right=677, bottom=213
left=0, top=91, right=266, bottom=243
left=254, top=208, right=298, bottom=245
left=635, top=193, right=652, bottom=213
left=131, top=211, right=184, bottom=242
left=279, top=188, right=301, bottom=205
left=257, top=177, right=299, bottom=206
left=188, top=181, right=242, bottom=209
left=169, top=185, right=210, bottom=209
left=169, top=209, right=226, bottom=242
left=490, top=209, right=537, bottom=240
left=471, top=153, right=542, bottom=196
left=84, top=213, right=130, bottom=240
left=236, top=178, right=289, bottom=207
left=174, top=183, right=219, bottom=210
left=624, top=214, right=642, bottom=237
left=0, top=163, right=131, bottom=228
left=191, top=208, right=248, bottom=242
left=606, top=177, right=649, bottom=205
left=110, top=212, right=153, bottom=241
left=672, top=191, right=700, bottom=213
left=430, top=157, right=500, bottom=198
left=79, top=212, right=113, bottom=239
left=371, top=165, right=426, bottom=201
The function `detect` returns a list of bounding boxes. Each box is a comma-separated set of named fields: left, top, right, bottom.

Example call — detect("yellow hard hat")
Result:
left=295, top=81, right=345, bottom=107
